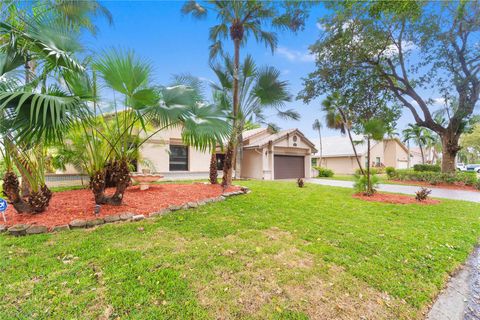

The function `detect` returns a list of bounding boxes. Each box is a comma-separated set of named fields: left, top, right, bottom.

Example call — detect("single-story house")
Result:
left=138, top=126, right=317, bottom=180
left=311, top=135, right=410, bottom=174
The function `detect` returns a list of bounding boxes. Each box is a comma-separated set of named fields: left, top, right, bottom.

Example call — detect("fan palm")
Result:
left=211, top=55, right=297, bottom=178
left=182, top=0, right=311, bottom=186
left=0, top=1, right=111, bottom=213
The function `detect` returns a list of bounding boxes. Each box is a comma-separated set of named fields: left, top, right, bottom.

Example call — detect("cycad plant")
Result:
left=211, top=55, right=297, bottom=179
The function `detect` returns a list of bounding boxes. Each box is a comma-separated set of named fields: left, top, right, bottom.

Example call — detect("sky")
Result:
left=83, top=1, right=423, bottom=139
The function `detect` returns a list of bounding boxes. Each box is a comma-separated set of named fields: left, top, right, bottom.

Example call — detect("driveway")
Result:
left=308, top=179, right=480, bottom=203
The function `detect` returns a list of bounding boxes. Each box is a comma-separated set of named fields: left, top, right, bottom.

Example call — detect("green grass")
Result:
left=1, top=181, right=479, bottom=319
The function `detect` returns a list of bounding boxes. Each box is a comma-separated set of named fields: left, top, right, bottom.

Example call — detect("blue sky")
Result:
left=84, top=1, right=418, bottom=139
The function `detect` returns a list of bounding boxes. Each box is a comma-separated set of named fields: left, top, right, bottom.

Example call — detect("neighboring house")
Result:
left=56, top=126, right=316, bottom=183
left=311, top=135, right=410, bottom=174
left=139, top=126, right=317, bottom=180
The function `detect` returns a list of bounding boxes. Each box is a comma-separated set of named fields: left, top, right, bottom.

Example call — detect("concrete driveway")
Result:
left=308, top=179, right=480, bottom=203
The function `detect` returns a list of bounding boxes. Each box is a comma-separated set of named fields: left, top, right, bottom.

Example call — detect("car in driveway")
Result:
left=464, top=164, right=480, bottom=173
left=456, top=163, right=465, bottom=171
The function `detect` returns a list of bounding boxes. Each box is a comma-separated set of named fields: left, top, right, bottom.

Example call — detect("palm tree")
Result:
left=321, top=92, right=365, bottom=175
left=210, top=55, right=297, bottom=178
left=402, top=124, right=434, bottom=164
left=0, top=1, right=111, bottom=213
left=312, top=119, right=322, bottom=167
left=182, top=0, right=311, bottom=187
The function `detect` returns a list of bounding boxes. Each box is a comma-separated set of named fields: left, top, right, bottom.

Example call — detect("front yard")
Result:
left=1, top=181, right=479, bottom=319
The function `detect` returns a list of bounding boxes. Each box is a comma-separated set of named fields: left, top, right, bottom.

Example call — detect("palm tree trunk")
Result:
left=235, top=131, right=243, bottom=178
left=419, top=143, right=425, bottom=164
left=338, top=108, right=365, bottom=175
left=318, top=129, right=323, bottom=167
left=209, top=152, right=218, bottom=184
left=367, top=138, right=372, bottom=195
left=222, top=37, right=241, bottom=187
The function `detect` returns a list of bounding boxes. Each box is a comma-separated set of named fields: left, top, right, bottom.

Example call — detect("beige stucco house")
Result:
left=138, top=127, right=317, bottom=180
left=311, top=135, right=410, bottom=174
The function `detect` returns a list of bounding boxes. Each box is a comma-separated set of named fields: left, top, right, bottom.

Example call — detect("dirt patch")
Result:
left=353, top=193, right=440, bottom=205
left=390, top=179, right=479, bottom=192
left=3, top=184, right=240, bottom=228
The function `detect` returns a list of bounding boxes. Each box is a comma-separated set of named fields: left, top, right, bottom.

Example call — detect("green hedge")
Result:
left=313, top=166, right=334, bottom=178
left=413, top=164, right=441, bottom=172
left=391, top=169, right=479, bottom=188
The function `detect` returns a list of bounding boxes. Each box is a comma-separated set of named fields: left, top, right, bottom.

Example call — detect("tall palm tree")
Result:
left=402, top=124, right=434, bottom=165
left=321, top=92, right=365, bottom=175
left=312, top=119, right=322, bottom=167
left=211, top=55, right=298, bottom=178
left=182, top=0, right=311, bottom=187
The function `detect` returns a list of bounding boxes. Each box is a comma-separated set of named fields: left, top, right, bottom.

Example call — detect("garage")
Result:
left=274, top=155, right=305, bottom=179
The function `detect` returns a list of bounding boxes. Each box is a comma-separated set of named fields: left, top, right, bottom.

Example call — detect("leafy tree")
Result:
left=460, top=124, right=480, bottom=163
left=210, top=55, right=298, bottom=178
left=182, top=0, right=312, bottom=186
left=302, top=1, right=480, bottom=172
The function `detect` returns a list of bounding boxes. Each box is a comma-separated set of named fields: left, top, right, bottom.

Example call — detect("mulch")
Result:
left=390, top=179, right=479, bottom=192
left=353, top=192, right=441, bottom=205
left=3, top=183, right=240, bottom=228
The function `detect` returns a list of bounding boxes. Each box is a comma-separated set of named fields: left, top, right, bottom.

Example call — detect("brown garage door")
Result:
left=274, top=155, right=305, bottom=179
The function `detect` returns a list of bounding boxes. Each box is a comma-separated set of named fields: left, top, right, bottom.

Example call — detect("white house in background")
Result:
left=310, top=135, right=410, bottom=174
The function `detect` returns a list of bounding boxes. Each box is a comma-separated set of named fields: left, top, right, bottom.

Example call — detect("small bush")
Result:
left=413, top=164, right=441, bottom=172
left=476, top=178, right=480, bottom=190
left=355, top=168, right=381, bottom=175
left=391, top=169, right=478, bottom=186
left=297, top=178, right=305, bottom=188
left=385, top=167, right=396, bottom=178
left=314, top=166, right=334, bottom=178
left=353, top=173, right=379, bottom=195
left=415, top=187, right=432, bottom=201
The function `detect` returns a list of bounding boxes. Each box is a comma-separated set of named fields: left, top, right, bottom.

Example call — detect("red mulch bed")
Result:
left=3, top=183, right=240, bottom=228
left=353, top=192, right=440, bottom=205
left=390, top=179, right=479, bottom=192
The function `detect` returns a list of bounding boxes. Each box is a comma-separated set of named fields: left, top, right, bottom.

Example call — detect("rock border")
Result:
left=0, top=187, right=250, bottom=237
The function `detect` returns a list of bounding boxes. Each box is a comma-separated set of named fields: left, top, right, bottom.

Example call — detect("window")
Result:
left=375, top=157, right=381, bottom=166
left=169, top=145, right=188, bottom=171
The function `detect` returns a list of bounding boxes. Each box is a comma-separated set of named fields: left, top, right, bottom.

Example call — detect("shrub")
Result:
left=413, top=164, right=441, bottom=172
left=385, top=167, right=396, bottom=178
left=415, top=187, right=432, bottom=201
left=314, top=166, right=334, bottom=178
left=297, top=178, right=305, bottom=188
left=476, top=178, right=480, bottom=190
left=355, top=168, right=381, bottom=175
left=391, top=169, right=478, bottom=186
left=353, top=172, right=379, bottom=195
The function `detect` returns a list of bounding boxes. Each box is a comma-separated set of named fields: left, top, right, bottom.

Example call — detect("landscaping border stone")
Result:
left=1, top=186, right=250, bottom=237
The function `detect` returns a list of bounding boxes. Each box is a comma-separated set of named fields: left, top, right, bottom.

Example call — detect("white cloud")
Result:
left=382, top=41, right=417, bottom=57
left=277, top=46, right=315, bottom=63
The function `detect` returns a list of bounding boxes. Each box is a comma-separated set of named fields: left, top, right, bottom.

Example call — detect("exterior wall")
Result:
left=241, top=149, right=263, bottom=179
left=367, top=141, right=385, bottom=167
left=139, top=126, right=210, bottom=174
left=323, top=156, right=360, bottom=174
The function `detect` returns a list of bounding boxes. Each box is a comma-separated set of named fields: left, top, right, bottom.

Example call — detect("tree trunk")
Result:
left=234, top=131, right=243, bottom=178
left=222, top=37, right=241, bottom=187
left=221, top=140, right=234, bottom=189
left=318, top=129, right=323, bottom=166
left=209, top=152, right=218, bottom=184
left=366, top=138, right=372, bottom=195
left=419, top=144, right=425, bottom=164
left=2, top=171, right=31, bottom=213
left=347, top=127, right=365, bottom=175
left=441, top=134, right=460, bottom=173
left=105, top=160, right=130, bottom=206
left=90, top=170, right=108, bottom=205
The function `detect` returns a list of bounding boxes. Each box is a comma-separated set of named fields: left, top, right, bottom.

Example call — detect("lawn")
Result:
left=1, top=181, right=479, bottom=319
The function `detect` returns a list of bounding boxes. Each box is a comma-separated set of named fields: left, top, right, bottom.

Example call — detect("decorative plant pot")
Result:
left=130, top=173, right=163, bottom=190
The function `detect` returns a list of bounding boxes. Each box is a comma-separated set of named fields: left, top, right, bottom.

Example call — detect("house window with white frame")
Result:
left=169, top=145, right=188, bottom=171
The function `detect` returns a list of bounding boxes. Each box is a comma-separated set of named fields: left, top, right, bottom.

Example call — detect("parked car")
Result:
left=464, top=164, right=480, bottom=173
left=456, top=163, right=465, bottom=171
